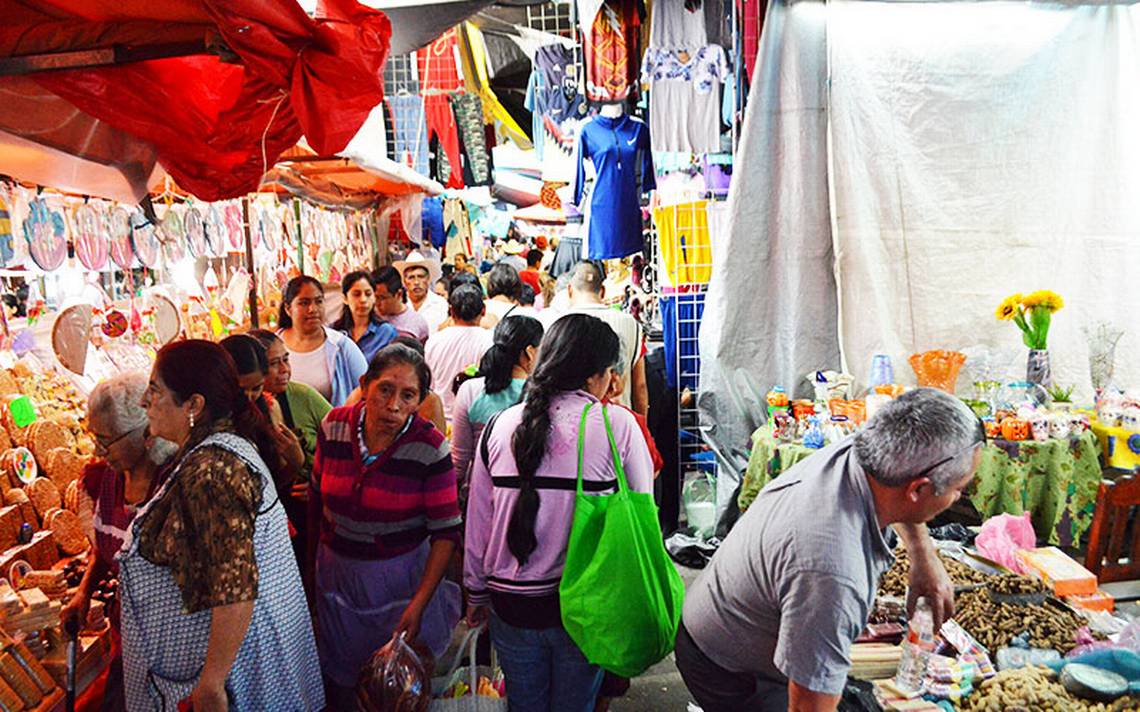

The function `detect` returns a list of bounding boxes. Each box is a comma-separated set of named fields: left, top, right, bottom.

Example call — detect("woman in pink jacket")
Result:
left=464, top=314, right=655, bottom=712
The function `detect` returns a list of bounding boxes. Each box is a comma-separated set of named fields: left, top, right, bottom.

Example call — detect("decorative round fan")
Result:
left=158, top=207, right=186, bottom=265
left=52, top=304, right=93, bottom=374
left=23, top=198, right=67, bottom=271
left=205, top=203, right=225, bottom=256
left=108, top=207, right=134, bottom=269
left=224, top=202, right=244, bottom=250
left=185, top=206, right=207, bottom=258
left=161, top=233, right=186, bottom=265
left=102, top=309, right=128, bottom=338
left=72, top=203, right=109, bottom=271
left=148, top=293, right=181, bottom=345
left=161, top=206, right=184, bottom=243
left=130, top=211, right=161, bottom=268
left=261, top=207, right=281, bottom=253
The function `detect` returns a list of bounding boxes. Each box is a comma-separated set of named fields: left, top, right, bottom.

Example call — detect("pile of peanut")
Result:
left=878, top=548, right=992, bottom=598
left=957, top=666, right=1138, bottom=712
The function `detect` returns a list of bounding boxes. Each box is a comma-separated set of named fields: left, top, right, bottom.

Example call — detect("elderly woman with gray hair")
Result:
left=61, top=372, right=177, bottom=712
left=678, top=388, right=983, bottom=712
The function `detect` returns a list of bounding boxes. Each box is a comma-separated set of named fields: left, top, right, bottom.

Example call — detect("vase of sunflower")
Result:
left=995, top=290, right=1064, bottom=388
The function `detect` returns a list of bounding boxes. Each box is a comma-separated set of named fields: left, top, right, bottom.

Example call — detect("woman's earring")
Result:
left=189, top=411, right=195, bottom=430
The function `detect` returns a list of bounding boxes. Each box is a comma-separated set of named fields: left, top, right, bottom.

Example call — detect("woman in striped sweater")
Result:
left=309, top=344, right=462, bottom=709
left=464, top=315, right=655, bottom=712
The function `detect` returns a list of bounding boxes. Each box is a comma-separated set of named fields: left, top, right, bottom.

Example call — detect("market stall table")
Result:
left=739, top=426, right=1102, bottom=546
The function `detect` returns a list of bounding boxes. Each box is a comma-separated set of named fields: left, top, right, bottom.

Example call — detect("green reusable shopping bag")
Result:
left=559, top=402, right=685, bottom=678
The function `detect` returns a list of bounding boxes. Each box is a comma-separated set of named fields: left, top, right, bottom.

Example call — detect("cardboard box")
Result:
left=1065, top=588, right=1115, bottom=613
left=1017, top=547, right=1097, bottom=597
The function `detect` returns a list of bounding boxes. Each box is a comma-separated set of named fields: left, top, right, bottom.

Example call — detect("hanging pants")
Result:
left=424, top=94, right=464, bottom=189
left=387, top=95, right=430, bottom=177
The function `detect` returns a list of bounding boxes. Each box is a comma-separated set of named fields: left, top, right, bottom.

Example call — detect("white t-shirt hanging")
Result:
left=649, top=0, right=709, bottom=49
left=640, top=45, right=730, bottom=155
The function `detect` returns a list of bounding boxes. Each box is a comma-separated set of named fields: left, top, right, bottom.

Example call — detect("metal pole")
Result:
left=294, top=199, right=305, bottom=275
left=243, top=197, right=259, bottom=329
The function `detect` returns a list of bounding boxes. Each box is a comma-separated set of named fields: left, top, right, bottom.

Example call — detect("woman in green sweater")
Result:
left=250, top=329, right=332, bottom=594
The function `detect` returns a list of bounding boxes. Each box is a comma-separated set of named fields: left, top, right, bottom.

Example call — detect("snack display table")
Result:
left=741, top=426, right=1102, bottom=546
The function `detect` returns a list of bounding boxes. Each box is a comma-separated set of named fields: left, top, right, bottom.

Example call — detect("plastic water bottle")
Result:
left=894, top=597, right=936, bottom=694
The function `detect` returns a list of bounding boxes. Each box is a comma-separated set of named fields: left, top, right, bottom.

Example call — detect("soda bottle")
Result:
left=894, top=596, right=936, bottom=694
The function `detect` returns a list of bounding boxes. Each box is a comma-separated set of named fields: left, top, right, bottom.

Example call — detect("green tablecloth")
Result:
left=739, top=427, right=1102, bottom=547
left=970, top=431, right=1102, bottom=547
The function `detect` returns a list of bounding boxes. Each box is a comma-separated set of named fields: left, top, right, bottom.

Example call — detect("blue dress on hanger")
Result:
left=574, top=115, right=656, bottom=260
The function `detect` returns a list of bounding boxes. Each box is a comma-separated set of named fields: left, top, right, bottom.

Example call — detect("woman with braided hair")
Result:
left=463, top=314, right=655, bottom=712
left=450, top=315, right=544, bottom=489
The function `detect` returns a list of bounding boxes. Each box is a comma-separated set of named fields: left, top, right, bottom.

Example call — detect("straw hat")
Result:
left=502, top=239, right=526, bottom=255
left=393, top=251, right=442, bottom=285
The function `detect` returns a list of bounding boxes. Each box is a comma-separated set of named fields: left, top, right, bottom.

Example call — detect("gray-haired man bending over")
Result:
left=678, top=388, right=983, bottom=712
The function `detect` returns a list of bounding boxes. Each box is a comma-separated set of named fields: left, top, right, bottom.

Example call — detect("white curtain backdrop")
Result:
left=700, top=0, right=1140, bottom=518
left=827, top=0, right=1140, bottom=399
left=697, top=0, right=839, bottom=517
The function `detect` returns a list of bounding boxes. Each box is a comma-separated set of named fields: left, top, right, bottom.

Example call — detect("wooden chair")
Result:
left=1085, top=472, right=1140, bottom=583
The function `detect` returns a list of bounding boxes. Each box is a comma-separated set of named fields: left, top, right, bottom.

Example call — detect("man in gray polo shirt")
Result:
left=678, top=388, right=983, bottom=711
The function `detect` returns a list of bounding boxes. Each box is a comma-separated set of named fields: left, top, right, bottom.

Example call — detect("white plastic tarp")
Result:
left=701, top=0, right=1140, bottom=521
left=828, top=0, right=1140, bottom=400
left=698, top=0, right=839, bottom=506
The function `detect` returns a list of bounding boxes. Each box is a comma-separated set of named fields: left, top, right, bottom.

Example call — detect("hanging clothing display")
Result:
left=450, top=93, right=491, bottom=186
left=443, top=199, right=473, bottom=258
left=550, top=235, right=585, bottom=279
left=640, top=45, right=730, bottom=154
left=737, top=0, right=763, bottom=82
left=417, top=28, right=465, bottom=93
left=649, top=0, right=709, bottom=48
left=583, top=0, right=641, bottom=104
left=456, top=22, right=532, bottom=150
left=525, top=44, right=588, bottom=160
left=424, top=94, right=464, bottom=189
left=653, top=200, right=713, bottom=286
left=659, top=290, right=706, bottom=390
left=574, top=114, right=655, bottom=260
left=387, top=95, right=430, bottom=177
left=423, top=196, right=446, bottom=249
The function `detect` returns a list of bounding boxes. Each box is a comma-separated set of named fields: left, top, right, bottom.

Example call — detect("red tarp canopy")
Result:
left=0, top=0, right=390, bottom=202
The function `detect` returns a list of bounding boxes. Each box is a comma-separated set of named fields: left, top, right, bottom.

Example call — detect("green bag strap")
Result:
left=576, top=401, right=630, bottom=496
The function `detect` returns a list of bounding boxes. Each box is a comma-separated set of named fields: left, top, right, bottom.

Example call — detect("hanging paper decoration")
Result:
left=23, top=198, right=68, bottom=271
left=108, top=207, right=134, bottom=270
left=158, top=207, right=186, bottom=265
left=185, top=206, right=208, bottom=258
left=129, top=210, right=161, bottom=268
left=224, top=202, right=244, bottom=251
left=261, top=206, right=281, bottom=253
left=73, top=203, right=109, bottom=271
left=161, top=206, right=185, bottom=243
left=0, top=187, right=14, bottom=266
left=205, top=203, right=226, bottom=256
left=102, top=309, right=129, bottom=338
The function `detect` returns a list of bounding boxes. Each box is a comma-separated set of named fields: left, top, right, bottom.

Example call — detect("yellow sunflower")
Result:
left=1021, top=290, right=1064, bottom=313
left=995, top=294, right=1022, bottom=321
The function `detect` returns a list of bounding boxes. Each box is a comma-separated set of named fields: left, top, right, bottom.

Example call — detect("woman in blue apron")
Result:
left=123, top=340, right=323, bottom=711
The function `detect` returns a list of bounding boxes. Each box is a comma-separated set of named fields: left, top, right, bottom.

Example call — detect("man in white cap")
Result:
left=394, top=251, right=448, bottom=334
left=499, top=238, right=527, bottom=273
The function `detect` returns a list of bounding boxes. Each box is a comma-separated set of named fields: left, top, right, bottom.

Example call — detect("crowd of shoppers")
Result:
left=63, top=236, right=971, bottom=712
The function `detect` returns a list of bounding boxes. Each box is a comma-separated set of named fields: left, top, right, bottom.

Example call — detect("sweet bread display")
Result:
left=63, top=480, right=79, bottom=514
left=25, top=421, right=71, bottom=466
left=41, top=448, right=82, bottom=491
left=46, top=510, right=86, bottom=557
left=24, top=479, right=60, bottom=523
left=2, top=489, right=35, bottom=533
